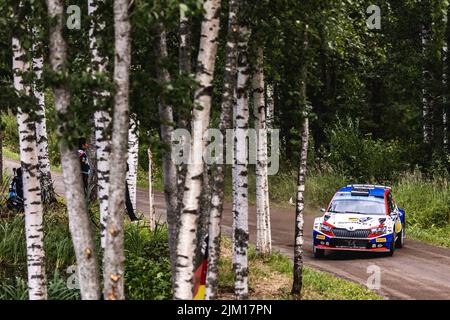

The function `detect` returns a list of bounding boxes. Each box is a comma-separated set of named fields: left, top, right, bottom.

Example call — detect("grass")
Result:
left=217, top=238, right=382, bottom=300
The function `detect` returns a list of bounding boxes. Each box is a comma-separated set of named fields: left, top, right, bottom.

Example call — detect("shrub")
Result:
left=325, top=117, right=407, bottom=182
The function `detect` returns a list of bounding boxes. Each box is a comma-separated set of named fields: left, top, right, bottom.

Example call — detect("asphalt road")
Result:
left=4, top=157, right=450, bottom=299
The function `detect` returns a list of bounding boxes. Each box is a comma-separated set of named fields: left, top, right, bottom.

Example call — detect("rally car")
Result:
left=313, top=184, right=405, bottom=258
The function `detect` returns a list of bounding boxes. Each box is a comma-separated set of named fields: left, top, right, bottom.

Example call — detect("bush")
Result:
left=395, top=171, right=450, bottom=228
left=0, top=207, right=173, bottom=300
left=124, top=223, right=172, bottom=300
left=325, top=117, right=407, bottom=182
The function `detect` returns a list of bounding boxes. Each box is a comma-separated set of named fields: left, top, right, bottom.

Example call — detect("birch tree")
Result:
left=233, top=21, right=251, bottom=300
left=266, top=83, right=274, bottom=129
left=88, top=0, right=112, bottom=248
left=13, top=34, right=47, bottom=300
left=147, top=144, right=155, bottom=230
left=421, top=2, right=433, bottom=146
left=32, top=27, right=56, bottom=204
left=253, top=47, right=271, bottom=255
left=47, top=0, right=101, bottom=300
left=103, top=0, right=131, bottom=300
left=292, top=29, right=309, bottom=297
left=127, top=117, right=138, bottom=212
left=205, top=0, right=239, bottom=299
left=177, top=3, right=192, bottom=210
left=155, top=24, right=179, bottom=280
left=174, top=0, right=222, bottom=299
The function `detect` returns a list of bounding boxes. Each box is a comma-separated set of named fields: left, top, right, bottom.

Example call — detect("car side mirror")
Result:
left=320, top=208, right=326, bottom=213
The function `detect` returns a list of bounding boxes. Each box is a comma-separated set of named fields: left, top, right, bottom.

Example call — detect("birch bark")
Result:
left=233, top=23, right=251, bottom=300
left=13, top=35, right=47, bottom=300
left=103, top=0, right=131, bottom=300
left=155, top=24, right=179, bottom=281
left=205, top=0, right=239, bottom=299
left=88, top=0, right=112, bottom=249
left=174, top=0, right=222, bottom=299
left=292, top=29, right=309, bottom=296
left=47, top=0, right=100, bottom=299
left=32, top=28, right=56, bottom=204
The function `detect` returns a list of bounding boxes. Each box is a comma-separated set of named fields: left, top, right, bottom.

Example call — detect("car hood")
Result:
left=325, top=213, right=387, bottom=230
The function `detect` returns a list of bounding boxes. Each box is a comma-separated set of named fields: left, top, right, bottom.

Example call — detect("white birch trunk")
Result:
left=155, top=24, right=179, bottom=282
left=422, top=22, right=432, bottom=145
left=127, top=117, right=138, bottom=212
left=292, top=117, right=308, bottom=295
left=174, top=0, right=222, bottom=299
left=253, top=47, right=271, bottom=255
left=205, top=0, right=239, bottom=300
left=148, top=145, right=155, bottom=230
left=13, top=36, right=47, bottom=300
left=443, top=8, right=449, bottom=155
left=88, top=0, right=112, bottom=249
left=266, top=83, right=274, bottom=129
left=32, top=29, right=56, bottom=204
left=292, top=28, right=309, bottom=296
left=103, top=0, right=131, bottom=300
left=47, top=0, right=101, bottom=300
left=233, top=24, right=250, bottom=300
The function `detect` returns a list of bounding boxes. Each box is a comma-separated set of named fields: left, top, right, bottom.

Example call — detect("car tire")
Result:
left=313, top=247, right=325, bottom=258
left=395, top=225, right=405, bottom=248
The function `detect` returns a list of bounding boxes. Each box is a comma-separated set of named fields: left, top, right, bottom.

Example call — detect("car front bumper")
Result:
left=313, top=230, right=394, bottom=252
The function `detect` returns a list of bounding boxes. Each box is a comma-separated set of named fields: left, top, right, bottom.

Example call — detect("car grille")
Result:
left=331, top=239, right=369, bottom=249
left=332, top=228, right=371, bottom=239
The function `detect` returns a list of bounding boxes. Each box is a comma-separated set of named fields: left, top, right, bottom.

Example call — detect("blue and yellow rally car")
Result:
left=313, top=184, right=405, bottom=258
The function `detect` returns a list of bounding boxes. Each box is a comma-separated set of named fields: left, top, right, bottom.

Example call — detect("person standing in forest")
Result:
left=78, top=138, right=91, bottom=195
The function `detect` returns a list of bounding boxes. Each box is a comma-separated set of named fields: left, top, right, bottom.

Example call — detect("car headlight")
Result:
left=320, top=223, right=333, bottom=233
left=371, top=226, right=387, bottom=234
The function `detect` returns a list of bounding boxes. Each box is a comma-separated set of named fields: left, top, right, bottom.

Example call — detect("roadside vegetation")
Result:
left=0, top=204, right=380, bottom=300
left=2, top=112, right=449, bottom=250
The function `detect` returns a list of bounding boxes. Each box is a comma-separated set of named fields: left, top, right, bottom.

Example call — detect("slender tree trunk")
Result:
left=47, top=0, right=100, bottom=300
left=88, top=0, right=112, bottom=249
left=87, top=127, right=98, bottom=201
left=253, top=47, right=271, bottom=255
left=147, top=144, right=155, bottom=230
left=266, top=83, right=274, bottom=129
left=205, top=0, right=239, bottom=300
left=13, top=35, right=47, bottom=300
left=292, top=29, right=309, bottom=297
left=422, top=5, right=433, bottom=146
left=444, top=5, right=449, bottom=158
left=103, top=0, right=131, bottom=300
left=233, top=22, right=251, bottom=300
left=155, top=24, right=179, bottom=283
left=127, top=117, right=138, bottom=212
left=177, top=5, right=192, bottom=212
left=174, top=0, right=222, bottom=299
left=292, top=117, right=309, bottom=297
left=32, top=27, right=56, bottom=204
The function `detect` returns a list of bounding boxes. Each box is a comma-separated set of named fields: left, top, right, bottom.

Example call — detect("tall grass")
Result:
left=0, top=205, right=172, bottom=300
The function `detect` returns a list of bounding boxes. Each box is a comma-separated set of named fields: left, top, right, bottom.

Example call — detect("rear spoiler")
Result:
left=347, top=184, right=391, bottom=190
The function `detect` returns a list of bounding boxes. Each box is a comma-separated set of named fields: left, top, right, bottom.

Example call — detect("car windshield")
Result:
left=328, top=199, right=386, bottom=215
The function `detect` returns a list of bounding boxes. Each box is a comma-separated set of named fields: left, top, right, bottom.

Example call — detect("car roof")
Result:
left=337, top=184, right=390, bottom=198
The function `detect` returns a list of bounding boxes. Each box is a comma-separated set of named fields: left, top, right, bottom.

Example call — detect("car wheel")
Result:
left=313, top=246, right=325, bottom=258
left=395, top=225, right=405, bottom=248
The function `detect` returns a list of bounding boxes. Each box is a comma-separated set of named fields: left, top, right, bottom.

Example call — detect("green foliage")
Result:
left=395, top=171, right=450, bottom=228
left=325, top=118, right=407, bottom=182
left=124, top=223, right=172, bottom=300
left=0, top=205, right=173, bottom=300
